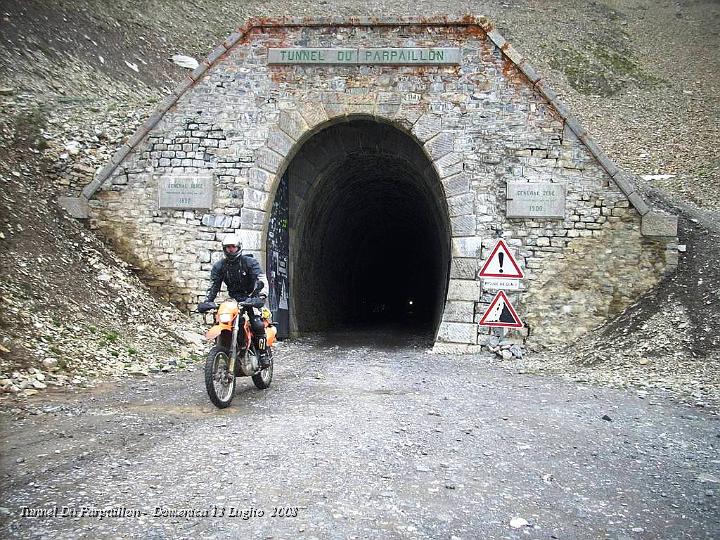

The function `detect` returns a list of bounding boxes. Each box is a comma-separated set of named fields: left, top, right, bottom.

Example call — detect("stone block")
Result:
left=436, top=322, right=478, bottom=344
left=248, top=168, right=274, bottom=191
left=443, top=301, right=475, bottom=323
left=267, top=128, right=294, bottom=157
left=442, top=172, right=470, bottom=197
left=447, top=279, right=481, bottom=301
left=448, top=193, right=474, bottom=217
left=240, top=207, right=265, bottom=230
left=450, top=258, right=478, bottom=280
left=278, top=109, right=309, bottom=141
left=425, top=131, right=454, bottom=161
left=58, top=196, right=90, bottom=219
left=255, top=147, right=284, bottom=174
left=452, top=237, right=483, bottom=258
left=237, top=230, right=262, bottom=251
left=431, top=342, right=485, bottom=355
left=411, top=113, right=442, bottom=143
left=299, top=101, right=328, bottom=129
left=451, top=214, right=476, bottom=236
left=434, top=152, right=464, bottom=178
left=243, top=188, right=269, bottom=211
left=641, top=211, right=678, bottom=237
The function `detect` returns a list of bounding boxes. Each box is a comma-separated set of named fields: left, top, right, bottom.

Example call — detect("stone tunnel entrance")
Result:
left=266, top=117, right=451, bottom=342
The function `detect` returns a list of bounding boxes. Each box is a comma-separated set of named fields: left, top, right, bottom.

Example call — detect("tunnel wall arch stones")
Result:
left=71, top=17, right=678, bottom=351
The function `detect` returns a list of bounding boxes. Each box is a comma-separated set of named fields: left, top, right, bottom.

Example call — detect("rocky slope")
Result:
left=0, top=0, right=718, bottom=403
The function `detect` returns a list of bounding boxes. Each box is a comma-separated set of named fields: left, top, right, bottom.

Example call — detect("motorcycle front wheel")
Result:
left=205, top=345, right=236, bottom=408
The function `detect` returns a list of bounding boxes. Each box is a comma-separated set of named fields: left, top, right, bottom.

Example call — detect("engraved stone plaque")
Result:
left=158, top=174, right=213, bottom=210
left=268, top=47, right=461, bottom=65
left=506, top=182, right=566, bottom=219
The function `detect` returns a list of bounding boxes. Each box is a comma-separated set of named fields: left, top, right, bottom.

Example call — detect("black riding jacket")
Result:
left=205, top=254, right=262, bottom=302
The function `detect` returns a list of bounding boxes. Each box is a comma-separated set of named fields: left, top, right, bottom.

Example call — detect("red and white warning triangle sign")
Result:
left=478, top=239, right=524, bottom=279
left=478, top=290, right=524, bottom=328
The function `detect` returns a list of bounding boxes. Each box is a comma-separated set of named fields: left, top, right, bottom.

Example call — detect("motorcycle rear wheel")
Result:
left=205, top=345, right=236, bottom=408
left=251, top=347, right=273, bottom=390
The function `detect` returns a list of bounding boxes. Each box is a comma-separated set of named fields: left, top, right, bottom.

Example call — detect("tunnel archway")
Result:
left=266, top=116, right=451, bottom=342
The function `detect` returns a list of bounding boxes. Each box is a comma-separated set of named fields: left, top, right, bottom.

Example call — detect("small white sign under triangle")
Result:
left=478, top=239, right=524, bottom=279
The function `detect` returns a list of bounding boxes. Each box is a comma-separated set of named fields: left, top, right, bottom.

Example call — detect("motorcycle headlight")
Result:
left=219, top=313, right=233, bottom=323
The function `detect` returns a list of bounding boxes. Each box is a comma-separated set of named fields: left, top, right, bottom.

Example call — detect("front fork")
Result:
left=227, top=313, right=240, bottom=376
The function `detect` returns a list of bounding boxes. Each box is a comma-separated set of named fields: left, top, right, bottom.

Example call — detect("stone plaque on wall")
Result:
left=506, top=182, right=566, bottom=219
left=158, top=174, right=213, bottom=210
left=268, top=48, right=461, bottom=65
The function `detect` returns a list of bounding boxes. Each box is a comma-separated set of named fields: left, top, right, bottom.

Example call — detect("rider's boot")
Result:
left=256, top=337, right=270, bottom=368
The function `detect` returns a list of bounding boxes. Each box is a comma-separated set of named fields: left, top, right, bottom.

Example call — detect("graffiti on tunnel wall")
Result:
left=267, top=172, right=290, bottom=338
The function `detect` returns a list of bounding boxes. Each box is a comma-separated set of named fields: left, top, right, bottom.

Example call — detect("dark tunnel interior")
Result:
left=283, top=118, right=451, bottom=339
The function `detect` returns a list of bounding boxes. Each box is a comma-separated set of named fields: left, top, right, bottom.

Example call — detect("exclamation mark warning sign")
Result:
left=478, top=239, right=524, bottom=279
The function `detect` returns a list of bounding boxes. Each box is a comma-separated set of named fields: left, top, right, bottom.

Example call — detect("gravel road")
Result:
left=1, top=332, right=719, bottom=539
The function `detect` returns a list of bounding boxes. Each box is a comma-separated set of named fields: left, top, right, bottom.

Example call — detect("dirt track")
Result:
left=1, top=333, right=718, bottom=539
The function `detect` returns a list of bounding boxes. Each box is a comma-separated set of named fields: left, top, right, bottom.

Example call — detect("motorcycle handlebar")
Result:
left=197, top=295, right=266, bottom=313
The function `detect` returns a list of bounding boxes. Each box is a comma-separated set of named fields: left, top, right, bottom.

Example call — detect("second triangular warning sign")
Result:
left=478, top=239, right=524, bottom=279
left=478, top=290, right=523, bottom=328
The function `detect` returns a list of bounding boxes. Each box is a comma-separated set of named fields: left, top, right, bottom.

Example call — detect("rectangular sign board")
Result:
left=483, top=278, right=522, bottom=291
left=158, top=175, right=213, bottom=210
left=506, top=182, right=566, bottom=219
left=268, top=48, right=461, bottom=65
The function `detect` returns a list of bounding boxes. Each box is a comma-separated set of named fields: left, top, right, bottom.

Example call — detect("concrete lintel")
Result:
left=174, top=77, right=195, bottom=97
left=534, top=79, right=557, bottom=103
left=564, top=116, right=586, bottom=139
left=500, top=44, right=524, bottom=66
left=142, top=111, right=165, bottom=133
left=628, top=191, right=650, bottom=216
left=126, top=127, right=150, bottom=150
left=641, top=211, right=678, bottom=237
left=244, top=16, right=491, bottom=30
left=549, top=97, right=571, bottom=121
left=611, top=171, right=637, bottom=196
left=110, top=144, right=131, bottom=166
left=157, top=93, right=179, bottom=114
left=207, top=44, right=228, bottom=65
left=485, top=29, right=506, bottom=50
left=189, top=62, right=209, bottom=81
left=518, top=59, right=540, bottom=84
left=224, top=32, right=243, bottom=49
left=58, top=196, right=90, bottom=219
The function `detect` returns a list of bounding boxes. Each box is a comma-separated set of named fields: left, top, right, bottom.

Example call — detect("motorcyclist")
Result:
left=200, top=234, right=270, bottom=368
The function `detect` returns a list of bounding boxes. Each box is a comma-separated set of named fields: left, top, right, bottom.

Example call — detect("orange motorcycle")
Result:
left=199, top=295, right=277, bottom=408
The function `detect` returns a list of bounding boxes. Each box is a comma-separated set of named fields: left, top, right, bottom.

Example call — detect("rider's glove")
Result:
left=197, top=301, right=217, bottom=313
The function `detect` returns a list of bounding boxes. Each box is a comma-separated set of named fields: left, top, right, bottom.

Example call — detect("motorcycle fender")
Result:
left=205, top=323, right=232, bottom=340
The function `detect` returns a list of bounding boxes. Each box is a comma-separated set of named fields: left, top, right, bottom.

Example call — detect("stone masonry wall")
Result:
left=86, top=19, right=677, bottom=350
